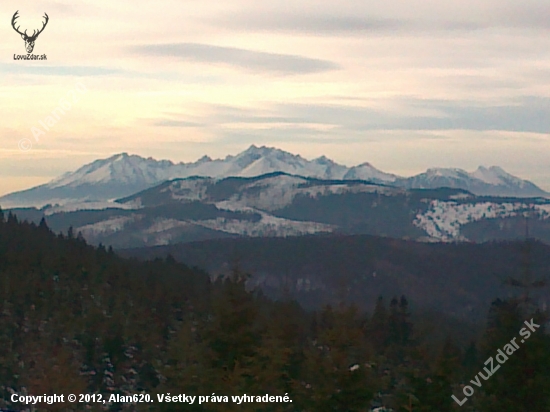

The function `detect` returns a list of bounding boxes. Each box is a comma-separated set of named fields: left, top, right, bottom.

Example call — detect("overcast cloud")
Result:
left=1, top=0, right=550, bottom=195
left=131, top=43, right=340, bottom=75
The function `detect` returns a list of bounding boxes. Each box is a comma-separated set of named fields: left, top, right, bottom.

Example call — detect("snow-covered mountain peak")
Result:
left=425, top=167, right=468, bottom=177
left=313, top=155, right=335, bottom=165
left=238, top=144, right=263, bottom=156
left=114, top=152, right=129, bottom=160
left=344, top=162, right=399, bottom=183
left=238, top=145, right=284, bottom=158
left=1, top=146, right=548, bottom=209
left=44, top=152, right=182, bottom=192
left=472, top=165, right=523, bottom=186
left=232, top=145, right=289, bottom=166
left=197, top=155, right=212, bottom=163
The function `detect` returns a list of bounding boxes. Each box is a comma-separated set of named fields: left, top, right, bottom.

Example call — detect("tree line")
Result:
left=0, top=208, right=549, bottom=411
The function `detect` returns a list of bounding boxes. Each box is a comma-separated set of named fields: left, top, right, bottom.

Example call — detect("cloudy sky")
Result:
left=1, top=0, right=550, bottom=195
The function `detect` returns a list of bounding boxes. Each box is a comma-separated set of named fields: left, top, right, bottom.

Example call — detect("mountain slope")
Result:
left=0, top=146, right=353, bottom=208
left=118, top=235, right=550, bottom=322
left=1, top=145, right=547, bottom=208
left=6, top=173, right=550, bottom=248
left=343, top=162, right=399, bottom=182
left=397, top=166, right=546, bottom=198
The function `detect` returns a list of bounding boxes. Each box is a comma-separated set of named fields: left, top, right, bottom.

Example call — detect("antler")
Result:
left=31, top=13, right=49, bottom=39
left=11, top=11, right=49, bottom=39
left=11, top=11, right=26, bottom=37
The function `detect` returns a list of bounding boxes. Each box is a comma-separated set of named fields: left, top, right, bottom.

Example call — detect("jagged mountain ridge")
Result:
left=6, top=172, right=550, bottom=249
left=0, top=145, right=547, bottom=208
left=399, top=166, right=545, bottom=197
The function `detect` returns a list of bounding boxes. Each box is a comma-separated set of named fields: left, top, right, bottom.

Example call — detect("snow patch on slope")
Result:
left=413, top=201, right=550, bottom=241
left=77, top=215, right=140, bottom=237
left=230, top=175, right=309, bottom=211
left=534, top=204, right=550, bottom=217
left=471, top=166, right=524, bottom=187
left=143, top=218, right=189, bottom=234
left=448, top=193, right=473, bottom=200
left=43, top=201, right=138, bottom=216
left=196, top=213, right=334, bottom=237
left=139, top=218, right=196, bottom=246
left=226, top=176, right=398, bottom=212
left=165, top=179, right=211, bottom=202
left=344, top=162, right=398, bottom=182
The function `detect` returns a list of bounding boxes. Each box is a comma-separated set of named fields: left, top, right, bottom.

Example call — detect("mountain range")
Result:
left=0, top=145, right=547, bottom=208
left=5, top=172, right=550, bottom=249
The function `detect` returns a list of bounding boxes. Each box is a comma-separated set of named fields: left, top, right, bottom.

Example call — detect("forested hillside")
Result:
left=1, top=208, right=549, bottom=411
left=120, top=235, right=550, bottom=323
left=7, top=173, right=550, bottom=249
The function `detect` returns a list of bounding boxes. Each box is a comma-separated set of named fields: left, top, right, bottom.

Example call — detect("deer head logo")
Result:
left=11, top=11, right=49, bottom=54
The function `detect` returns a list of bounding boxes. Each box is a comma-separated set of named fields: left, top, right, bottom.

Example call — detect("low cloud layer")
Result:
left=131, top=43, right=340, bottom=75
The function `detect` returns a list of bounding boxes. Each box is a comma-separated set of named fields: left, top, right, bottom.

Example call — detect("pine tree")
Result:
left=206, top=267, right=260, bottom=373
left=478, top=298, right=550, bottom=411
left=434, top=337, right=461, bottom=381
left=462, top=341, right=479, bottom=377
left=387, top=295, right=413, bottom=362
left=6, top=211, right=17, bottom=225
left=398, top=296, right=413, bottom=346
left=369, top=296, right=389, bottom=351
left=295, top=305, right=376, bottom=412
left=38, top=217, right=49, bottom=231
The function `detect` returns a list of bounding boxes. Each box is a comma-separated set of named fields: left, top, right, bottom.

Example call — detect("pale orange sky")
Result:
left=1, top=0, right=550, bottom=196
